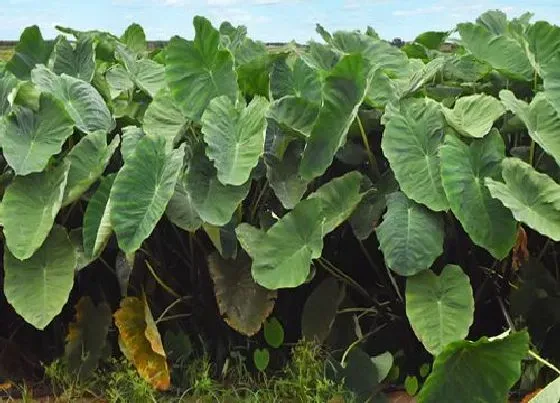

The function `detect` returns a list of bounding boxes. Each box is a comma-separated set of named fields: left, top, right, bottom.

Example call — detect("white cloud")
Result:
left=393, top=5, right=445, bottom=16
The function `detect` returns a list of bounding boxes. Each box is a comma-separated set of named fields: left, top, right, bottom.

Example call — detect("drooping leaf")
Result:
left=0, top=71, right=18, bottom=116
left=52, top=36, right=96, bottom=82
left=184, top=150, right=250, bottom=226
left=530, top=376, right=560, bottom=403
left=457, top=22, right=532, bottom=81
left=237, top=198, right=324, bottom=289
left=165, top=16, right=237, bottom=122
left=405, top=376, right=419, bottom=396
left=381, top=97, right=449, bottom=211
left=440, top=131, right=517, bottom=258
left=264, top=317, right=284, bottom=349
left=486, top=158, right=560, bottom=241
left=406, top=265, right=474, bottom=355
left=265, top=139, right=308, bottom=210
left=203, top=219, right=239, bottom=259
left=307, top=171, right=364, bottom=235
left=64, top=297, right=112, bottom=380
left=116, top=251, right=134, bottom=297
left=69, top=228, right=93, bottom=271
left=417, top=331, right=529, bottom=403
left=62, top=131, right=119, bottom=206
left=376, top=192, right=444, bottom=276
left=7, top=25, right=52, bottom=79
left=110, top=135, right=184, bottom=254
left=349, top=171, right=399, bottom=240
left=202, top=95, right=268, bottom=186
left=83, top=174, right=116, bottom=260
left=267, top=96, right=319, bottom=137
left=114, top=295, right=170, bottom=390
left=143, top=88, right=187, bottom=147
left=0, top=93, right=74, bottom=175
left=500, top=90, right=560, bottom=166
left=165, top=171, right=202, bottom=233
left=31, top=65, right=114, bottom=134
left=442, top=94, right=505, bottom=138
left=208, top=252, right=276, bottom=336
left=1, top=161, right=70, bottom=260
left=121, top=23, right=147, bottom=54
left=4, top=225, right=77, bottom=330
left=299, top=53, right=373, bottom=181
left=301, top=277, right=345, bottom=343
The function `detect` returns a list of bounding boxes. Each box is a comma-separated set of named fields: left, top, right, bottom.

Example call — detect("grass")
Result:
left=4, top=340, right=355, bottom=402
left=0, top=46, right=14, bottom=62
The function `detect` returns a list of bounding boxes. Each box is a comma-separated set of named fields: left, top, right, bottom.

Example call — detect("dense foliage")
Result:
left=2, top=9, right=560, bottom=402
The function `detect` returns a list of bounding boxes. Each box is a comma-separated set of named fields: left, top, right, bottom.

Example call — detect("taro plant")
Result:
left=2, top=9, right=560, bottom=402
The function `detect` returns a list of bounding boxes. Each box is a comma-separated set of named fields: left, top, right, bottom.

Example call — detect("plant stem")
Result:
left=529, top=350, right=560, bottom=375
left=156, top=295, right=191, bottom=324
left=250, top=180, right=269, bottom=221
left=145, top=260, right=181, bottom=298
left=529, top=139, right=536, bottom=166
left=317, top=258, right=372, bottom=301
left=356, top=114, right=381, bottom=180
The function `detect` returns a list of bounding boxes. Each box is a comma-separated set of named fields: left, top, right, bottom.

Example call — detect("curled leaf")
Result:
left=114, top=295, right=170, bottom=390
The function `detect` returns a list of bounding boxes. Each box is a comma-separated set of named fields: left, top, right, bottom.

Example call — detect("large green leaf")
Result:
left=121, top=23, right=147, bottom=54
left=0, top=94, right=74, bottom=175
left=110, top=135, right=184, bottom=253
left=62, top=131, right=120, bottom=206
left=500, top=90, right=560, bottom=165
left=457, top=22, right=532, bottom=80
left=442, top=94, right=505, bottom=138
left=120, top=126, right=145, bottom=163
left=270, top=58, right=322, bottom=102
left=7, top=25, right=52, bottom=79
left=165, top=16, right=237, bottom=122
left=440, top=131, right=517, bottom=258
left=143, top=89, right=187, bottom=147
left=376, top=192, right=444, bottom=276
left=237, top=198, right=324, bottom=289
left=406, top=265, right=474, bottom=355
left=132, top=59, right=165, bottom=97
left=4, top=225, right=77, bottom=330
left=52, top=36, right=96, bottom=82
left=83, top=174, right=116, bottom=261
left=526, top=21, right=560, bottom=76
left=31, top=65, right=114, bottom=134
left=417, top=331, right=529, bottom=403
left=2, top=161, right=70, bottom=260
left=202, top=95, right=268, bottom=186
left=184, top=150, right=250, bottom=226
left=165, top=171, right=202, bottom=233
left=105, top=65, right=134, bottom=99
left=208, top=251, right=276, bottom=336
left=486, top=157, right=560, bottom=241
left=381, top=97, right=448, bottom=211
left=307, top=171, right=363, bottom=235
left=299, top=53, right=373, bottom=181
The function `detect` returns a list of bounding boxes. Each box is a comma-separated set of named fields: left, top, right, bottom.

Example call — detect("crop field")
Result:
left=1, top=10, right=560, bottom=403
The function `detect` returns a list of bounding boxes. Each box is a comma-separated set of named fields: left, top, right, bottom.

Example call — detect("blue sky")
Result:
left=2, top=0, right=560, bottom=42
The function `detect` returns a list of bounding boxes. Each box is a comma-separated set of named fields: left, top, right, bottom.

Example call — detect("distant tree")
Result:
left=390, top=37, right=405, bottom=48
